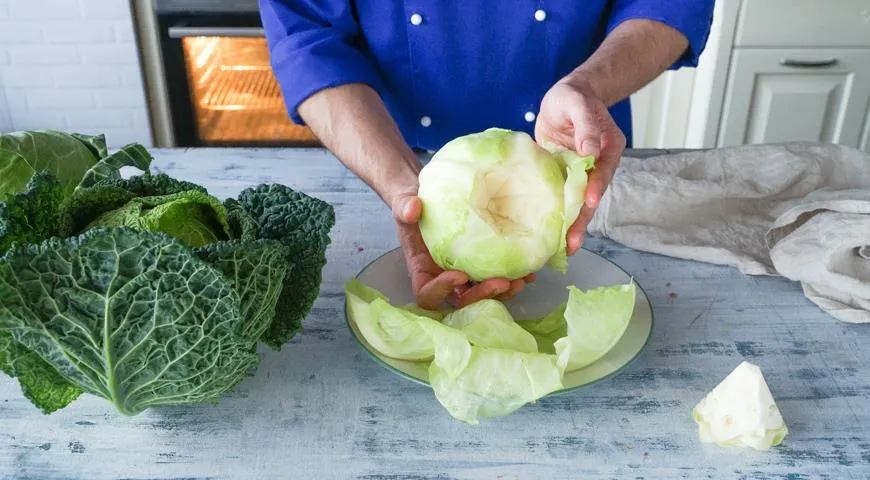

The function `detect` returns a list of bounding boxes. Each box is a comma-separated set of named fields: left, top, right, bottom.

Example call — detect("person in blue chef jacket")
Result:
left=259, top=0, right=715, bottom=309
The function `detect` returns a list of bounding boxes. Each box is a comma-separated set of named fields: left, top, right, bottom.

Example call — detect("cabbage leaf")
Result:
left=555, top=282, right=636, bottom=372
left=0, top=228, right=261, bottom=416
left=346, top=279, right=636, bottom=424
left=0, top=130, right=152, bottom=200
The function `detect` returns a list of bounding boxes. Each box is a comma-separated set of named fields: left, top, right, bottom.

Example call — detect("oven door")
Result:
left=157, top=13, right=319, bottom=147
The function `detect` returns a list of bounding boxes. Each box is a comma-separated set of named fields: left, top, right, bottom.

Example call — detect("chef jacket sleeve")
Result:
left=606, top=0, right=716, bottom=69
left=259, top=0, right=386, bottom=124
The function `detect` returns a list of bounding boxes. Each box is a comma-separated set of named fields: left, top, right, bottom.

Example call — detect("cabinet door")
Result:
left=718, top=49, right=870, bottom=148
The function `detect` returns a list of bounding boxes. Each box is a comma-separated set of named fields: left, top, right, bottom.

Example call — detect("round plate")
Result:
left=345, top=247, right=654, bottom=395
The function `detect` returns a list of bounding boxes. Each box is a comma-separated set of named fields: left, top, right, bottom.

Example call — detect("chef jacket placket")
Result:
left=404, top=4, right=428, bottom=149
left=523, top=4, right=550, bottom=130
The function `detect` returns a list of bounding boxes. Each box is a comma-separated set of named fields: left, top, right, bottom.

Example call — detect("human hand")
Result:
left=534, top=77, right=626, bottom=255
left=391, top=193, right=534, bottom=310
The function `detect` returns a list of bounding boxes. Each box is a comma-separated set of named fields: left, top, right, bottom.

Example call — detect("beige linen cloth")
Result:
left=586, top=142, right=870, bottom=323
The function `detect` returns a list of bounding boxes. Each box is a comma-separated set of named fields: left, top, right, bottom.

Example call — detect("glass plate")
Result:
left=344, top=247, right=654, bottom=395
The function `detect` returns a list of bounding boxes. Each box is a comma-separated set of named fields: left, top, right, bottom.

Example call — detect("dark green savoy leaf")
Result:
left=195, top=239, right=290, bottom=344
left=224, top=198, right=260, bottom=241
left=0, top=331, right=83, bottom=414
left=75, top=143, right=153, bottom=191
left=70, top=132, right=109, bottom=159
left=0, top=171, right=64, bottom=255
left=236, top=184, right=336, bottom=349
left=0, top=227, right=260, bottom=416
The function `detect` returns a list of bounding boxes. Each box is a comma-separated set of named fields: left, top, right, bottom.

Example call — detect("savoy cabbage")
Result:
left=0, top=130, right=335, bottom=415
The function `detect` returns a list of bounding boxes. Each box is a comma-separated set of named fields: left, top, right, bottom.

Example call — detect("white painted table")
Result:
left=2, top=148, right=869, bottom=480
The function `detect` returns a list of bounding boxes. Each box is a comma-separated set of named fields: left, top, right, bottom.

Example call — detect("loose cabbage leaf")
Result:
left=345, top=281, right=563, bottom=425
left=0, top=171, right=64, bottom=255
left=428, top=346, right=564, bottom=425
left=346, top=279, right=434, bottom=361
left=418, top=316, right=562, bottom=425
left=237, top=184, right=336, bottom=349
left=542, top=142, right=596, bottom=274
left=0, top=331, right=83, bottom=414
left=442, top=300, right=538, bottom=353
left=0, top=228, right=260, bottom=416
left=555, top=282, right=636, bottom=372
left=517, top=302, right=568, bottom=355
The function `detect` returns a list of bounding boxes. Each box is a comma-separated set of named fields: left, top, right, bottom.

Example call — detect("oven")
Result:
left=136, top=0, right=319, bottom=147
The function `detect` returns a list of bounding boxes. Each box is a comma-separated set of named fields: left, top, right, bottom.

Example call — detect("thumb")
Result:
left=392, top=193, right=422, bottom=225
left=572, top=107, right=602, bottom=159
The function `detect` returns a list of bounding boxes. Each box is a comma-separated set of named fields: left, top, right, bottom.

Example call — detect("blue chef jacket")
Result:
left=259, top=0, right=714, bottom=151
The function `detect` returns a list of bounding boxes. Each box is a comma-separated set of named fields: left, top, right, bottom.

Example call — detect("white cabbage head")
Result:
left=417, top=128, right=595, bottom=282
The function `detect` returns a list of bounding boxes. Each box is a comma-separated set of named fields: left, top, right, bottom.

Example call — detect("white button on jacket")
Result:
left=410, top=13, right=423, bottom=25
left=534, top=9, right=547, bottom=21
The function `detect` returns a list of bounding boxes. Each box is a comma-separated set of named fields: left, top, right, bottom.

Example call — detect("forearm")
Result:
left=298, top=83, right=420, bottom=206
left=562, top=19, right=690, bottom=106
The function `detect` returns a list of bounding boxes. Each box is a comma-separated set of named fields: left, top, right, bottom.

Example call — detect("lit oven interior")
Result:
left=181, top=36, right=319, bottom=146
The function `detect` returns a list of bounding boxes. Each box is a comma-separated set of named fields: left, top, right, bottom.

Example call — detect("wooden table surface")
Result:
left=2, top=148, right=868, bottom=480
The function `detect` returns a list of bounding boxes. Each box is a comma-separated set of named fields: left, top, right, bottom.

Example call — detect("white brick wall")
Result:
left=0, top=0, right=153, bottom=147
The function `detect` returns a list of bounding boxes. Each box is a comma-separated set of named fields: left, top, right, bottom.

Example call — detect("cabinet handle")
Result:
left=779, top=57, right=838, bottom=68
left=168, top=27, right=265, bottom=38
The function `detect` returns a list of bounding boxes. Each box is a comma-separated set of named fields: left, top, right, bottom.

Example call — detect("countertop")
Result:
left=1, top=147, right=868, bottom=480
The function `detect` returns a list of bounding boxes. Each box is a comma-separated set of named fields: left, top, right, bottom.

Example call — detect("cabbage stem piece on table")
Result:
left=693, top=361, right=789, bottom=451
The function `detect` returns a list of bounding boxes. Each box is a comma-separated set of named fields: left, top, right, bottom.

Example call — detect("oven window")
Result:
left=181, top=36, right=319, bottom=146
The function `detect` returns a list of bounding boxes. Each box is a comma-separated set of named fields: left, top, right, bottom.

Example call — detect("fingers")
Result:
left=453, top=278, right=512, bottom=308
left=566, top=205, right=594, bottom=256
left=417, top=270, right=469, bottom=310
left=392, top=194, right=422, bottom=224
left=571, top=100, right=602, bottom=159
left=584, top=123, right=624, bottom=210
left=495, top=278, right=527, bottom=303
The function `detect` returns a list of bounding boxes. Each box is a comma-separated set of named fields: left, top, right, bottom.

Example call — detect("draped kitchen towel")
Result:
left=587, top=142, right=870, bottom=323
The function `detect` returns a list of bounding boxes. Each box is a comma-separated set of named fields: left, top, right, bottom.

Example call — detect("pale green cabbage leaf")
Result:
left=555, top=282, right=637, bottom=372
left=442, top=299, right=538, bottom=353
left=516, top=302, right=568, bottom=355
left=346, top=279, right=435, bottom=362
left=347, top=279, right=639, bottom=425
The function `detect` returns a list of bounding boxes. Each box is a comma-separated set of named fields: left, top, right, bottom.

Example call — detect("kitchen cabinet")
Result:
left=718, top=49, right=870, bottom=147
left=631, top=0, right=870, bottom=152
